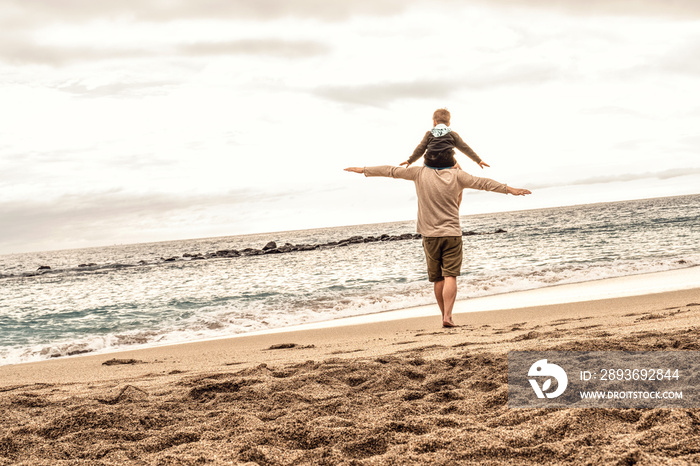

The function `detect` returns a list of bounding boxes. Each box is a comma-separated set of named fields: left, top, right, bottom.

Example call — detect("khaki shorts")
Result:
left=422, top=236, right=463, bottom=282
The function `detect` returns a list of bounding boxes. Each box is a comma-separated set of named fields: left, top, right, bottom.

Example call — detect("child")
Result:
left=400, top=108, right=490, bottom=170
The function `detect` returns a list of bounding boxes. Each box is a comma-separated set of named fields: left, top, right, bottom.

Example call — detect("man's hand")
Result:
left=344, top=167, right=364, bottom=174
left=506, top=186, right=531, bottom=196
left=399, top=160, right=411, bottom=167
left=478, top=161, right=490, bottom=169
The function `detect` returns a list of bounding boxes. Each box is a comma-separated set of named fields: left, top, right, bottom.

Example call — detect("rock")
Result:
left=93, top=229, right=451, bottom=269
left=494, top=228, right=507, bottom=234
left=215, top=249, right=239, bottom=257
left=462, top=231, right=477, bottom=236
left=102, top=358, right=143, bottom=366
left=37, top=265, right=51, bottom=271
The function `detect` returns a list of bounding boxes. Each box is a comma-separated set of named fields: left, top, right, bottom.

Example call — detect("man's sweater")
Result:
left=364, top=166, right=507, bottom=237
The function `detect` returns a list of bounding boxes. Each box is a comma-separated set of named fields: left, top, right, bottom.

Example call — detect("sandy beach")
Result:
left=1, top=287, right=699, bottom=465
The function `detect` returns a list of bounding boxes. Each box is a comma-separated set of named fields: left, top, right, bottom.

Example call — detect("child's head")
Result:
left=432, top=108, right=451, bottom=126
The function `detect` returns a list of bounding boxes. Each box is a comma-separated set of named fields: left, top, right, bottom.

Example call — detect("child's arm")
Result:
left=400, top=131, right=431, bottom=166
left=452, top=132, right=489, bottom=169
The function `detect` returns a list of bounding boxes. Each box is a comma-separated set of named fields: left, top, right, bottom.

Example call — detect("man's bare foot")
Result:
left=442, top=320, right=457, bottom=328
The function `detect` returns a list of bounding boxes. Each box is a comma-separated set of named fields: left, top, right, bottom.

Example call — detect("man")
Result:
left=344, top=165, right=531, bottom=327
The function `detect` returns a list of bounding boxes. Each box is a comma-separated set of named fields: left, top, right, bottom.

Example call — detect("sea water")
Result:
left=0, top=194, right=698, bottom=365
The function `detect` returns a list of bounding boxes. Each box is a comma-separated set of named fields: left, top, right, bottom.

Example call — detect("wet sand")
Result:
left=1, top=288, right=698, bottom=465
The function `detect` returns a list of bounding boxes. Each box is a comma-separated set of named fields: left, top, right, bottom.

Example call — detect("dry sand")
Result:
left=1, top=288, right=699, bottom=465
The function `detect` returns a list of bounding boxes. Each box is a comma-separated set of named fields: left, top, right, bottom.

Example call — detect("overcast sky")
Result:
left=1, top=0, right=699, bottom=254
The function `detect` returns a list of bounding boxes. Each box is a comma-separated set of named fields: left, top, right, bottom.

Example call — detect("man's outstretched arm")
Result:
left=506, top=186, right=531, bottom=196
left=344, top=167, right=364, bottom=174
left=456, top=170, right=531, bottom=196
left=344, top=166, right=419, bottom=181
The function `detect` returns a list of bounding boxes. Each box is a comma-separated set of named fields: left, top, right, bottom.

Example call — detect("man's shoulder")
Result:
left=415, top=166, right=459, bottom=179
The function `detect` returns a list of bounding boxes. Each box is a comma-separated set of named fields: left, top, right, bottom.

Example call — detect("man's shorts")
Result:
left=422, top=236, right=463, bottom=282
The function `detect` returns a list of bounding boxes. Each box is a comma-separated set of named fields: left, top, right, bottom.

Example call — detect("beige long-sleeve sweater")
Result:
left=363, top=166, right=507, bottom=237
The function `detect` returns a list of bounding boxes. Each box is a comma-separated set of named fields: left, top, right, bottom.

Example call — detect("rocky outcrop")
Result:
left=8, top=229, right=508, bottom=279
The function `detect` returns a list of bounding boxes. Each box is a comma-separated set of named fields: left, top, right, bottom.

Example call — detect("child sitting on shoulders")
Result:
left=400, top=108, right=490, bottom=170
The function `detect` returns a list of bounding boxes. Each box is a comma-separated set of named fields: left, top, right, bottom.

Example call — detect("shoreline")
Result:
left=3, top=265, right=699, bottom=369
left=2, top=283, right=698, bottom=386
left=1, top=286, right=698, bottom=464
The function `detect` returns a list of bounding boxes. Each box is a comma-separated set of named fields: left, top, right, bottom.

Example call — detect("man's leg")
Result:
left=433, top=279, right=445, bottom=319
left=441, top=276, right=457, bottom=326
left=424, top=236, right=462, bottom=327
left=437, top=236, right=462, bottom=327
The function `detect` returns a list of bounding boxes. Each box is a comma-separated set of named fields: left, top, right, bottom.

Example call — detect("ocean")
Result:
left=1, top=194, right=698, bottom=366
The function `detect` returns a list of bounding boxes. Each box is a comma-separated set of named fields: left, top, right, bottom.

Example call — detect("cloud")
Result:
left=314, top=65, right=559, bottom=106
left=526, top=167, right=700, bottom=189
left=0, top=36, right=330, bottom=66
left=679, top=134, right=700, bottom=150
left=0, top=189, right=275, bottom=253
left=3, top=0, right=700, bottom=30
left=0, top=0, right=410, bottom=29
left=56, top=81, right=178, bottom=98
left=0, top=38, right=150, bottom=66
left=652, top=40, right=700, bottom=77
left=178, top=40, right=330, bottom=58
left=468, top=0, right=700, bottom=18
left=579, top=106, right=649, bottom=117
left=314, top=80, right=453, bottom=108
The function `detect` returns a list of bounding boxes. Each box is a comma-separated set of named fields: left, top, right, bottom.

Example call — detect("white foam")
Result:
left=2, top=266, right=698, bottom=366
left=172, top=265, right=700, bottom=338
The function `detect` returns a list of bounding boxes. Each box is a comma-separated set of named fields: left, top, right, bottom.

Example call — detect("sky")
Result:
left=1, top=0, right=699, bottom=255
